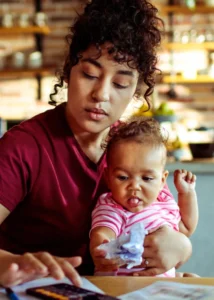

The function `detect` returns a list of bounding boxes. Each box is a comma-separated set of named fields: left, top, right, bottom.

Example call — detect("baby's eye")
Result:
left=143, top=176, right=153, bottom=181
left=117, top=175, right=128, bottom=181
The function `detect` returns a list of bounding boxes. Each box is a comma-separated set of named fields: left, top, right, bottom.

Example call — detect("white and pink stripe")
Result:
left=91, top=188, right=180, bottom=236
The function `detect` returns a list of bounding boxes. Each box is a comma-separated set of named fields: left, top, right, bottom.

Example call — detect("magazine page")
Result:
left=119, top=281, right=214, bottom=300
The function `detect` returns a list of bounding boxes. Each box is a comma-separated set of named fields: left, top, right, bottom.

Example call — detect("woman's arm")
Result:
left=130, top=226, right=192, bottom=276
left=0, top=205, right=82, bottom=287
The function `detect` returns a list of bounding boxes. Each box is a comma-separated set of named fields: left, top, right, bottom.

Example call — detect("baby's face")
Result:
left=105, top=140, right=168, bottom=213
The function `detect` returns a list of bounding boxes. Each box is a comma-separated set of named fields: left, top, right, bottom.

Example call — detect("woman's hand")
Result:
left=131, top=226, right=192, bottom=276
left=0, top=251, right=82, bottom=287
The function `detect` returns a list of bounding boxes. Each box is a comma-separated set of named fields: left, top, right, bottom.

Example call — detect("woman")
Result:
left=0, top=0, right=192, bottom=287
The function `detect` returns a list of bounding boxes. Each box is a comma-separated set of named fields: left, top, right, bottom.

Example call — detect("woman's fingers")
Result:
left=34, top=253, right=82, bottom=287
left=3, top=252, right=82, bottom=287
left=1, top=252, right=82, bottom=288
left=132, top=258, right=166, bottom=277
left=1, top=263, right=20, bottom=287
left=131, top=257, right=162, bottom=277
left=132, top=267, right=161, bottom=277
left=7, top=263, right=19, bottom=273
left=140, top=258, right=155, bottom=268
left=20, top=252, right=48, bottom=274
left=34, top=252, right=65, bottom=280
left=65, top=256, right=82, bottom=268
left=56, top=259, right=82, bottom=287
left=1, top=263, right=36, bottom=287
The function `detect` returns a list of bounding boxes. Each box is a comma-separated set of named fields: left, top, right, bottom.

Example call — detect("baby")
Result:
left=90, top=117, right=198, bottom=277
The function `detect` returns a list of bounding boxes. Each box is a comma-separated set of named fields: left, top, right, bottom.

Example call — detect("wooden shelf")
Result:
left=0, top=26, right=50, bottom=35
left=159, top=5, right=214, bottom=14
left=0, top=66, right=55, bottom=78
left=163, top=42, right=214, bottom=51
left=162, top=75, right=214, bottom=83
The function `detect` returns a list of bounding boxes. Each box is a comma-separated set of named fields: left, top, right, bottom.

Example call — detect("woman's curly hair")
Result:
left=49, top=0, right=164, bottom=107
left=105, top=117, right=168, bottom=165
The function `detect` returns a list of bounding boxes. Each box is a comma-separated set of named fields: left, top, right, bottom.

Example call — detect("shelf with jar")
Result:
left=162, top=74, right=214, bottom=83
left=0, top=66, right=55, bottom=78
left=162, top=42, right=214, bottom=50
left=0, top=48, right=56, bottom=78
left=0, top=26, right=50, bottom=35
left=158, top=49, right=214, bottom=84
left=0, top=4, right=52, bottom=99
left=0, top=18, right=51, bottom=76
left=157, top=0, right=214, bottom=85
left=159, top=5, right=214, bottom=14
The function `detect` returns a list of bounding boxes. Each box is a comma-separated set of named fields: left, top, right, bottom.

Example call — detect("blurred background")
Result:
left=0, top=0, right=213, bottom=160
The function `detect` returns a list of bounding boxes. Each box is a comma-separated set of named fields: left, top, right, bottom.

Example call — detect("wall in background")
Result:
left=0, top=1, right=213, bottom=133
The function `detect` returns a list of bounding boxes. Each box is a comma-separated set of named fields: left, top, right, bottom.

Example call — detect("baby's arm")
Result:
left=90, top=226, right=116, bottom=249
left=174, top=169, right=198, bottom=236
left=90, top=226, right=118, bottom=272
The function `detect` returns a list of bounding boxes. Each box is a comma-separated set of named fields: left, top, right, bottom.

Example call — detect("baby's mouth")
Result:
left=128, top=197, right=141, bottom=208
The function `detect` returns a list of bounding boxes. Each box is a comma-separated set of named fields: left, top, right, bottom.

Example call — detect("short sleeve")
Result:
left=156, top=186, right=181, bottom=231
left=90, top=197, right=123, bottom=237
left=0, top=128, right=40, bottom=211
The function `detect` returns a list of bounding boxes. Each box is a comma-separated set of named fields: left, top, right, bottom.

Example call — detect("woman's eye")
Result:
left=117, top=175, right=128, bottom=181
left=83, top=72, right=97, bottom=79
left=114, top=82, right=128, bottom=89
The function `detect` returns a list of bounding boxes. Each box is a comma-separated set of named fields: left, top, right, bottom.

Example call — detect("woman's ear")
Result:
left=161, top=170, right=169, bottom=188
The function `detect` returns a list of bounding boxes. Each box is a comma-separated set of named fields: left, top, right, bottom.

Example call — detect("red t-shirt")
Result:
left=0, top=103, right=107, bottom=274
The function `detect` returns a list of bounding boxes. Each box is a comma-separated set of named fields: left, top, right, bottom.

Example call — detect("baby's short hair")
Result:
left=105, top=117, right=168, bottom=165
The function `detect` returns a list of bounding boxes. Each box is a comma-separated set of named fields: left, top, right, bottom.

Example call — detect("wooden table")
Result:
left=87, top=276, right=214, bottom=297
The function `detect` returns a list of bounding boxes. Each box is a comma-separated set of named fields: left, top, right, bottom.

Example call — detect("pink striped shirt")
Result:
left=91, top=188, right=180, bottom=236
left=91, top=188, right=181, bottom=277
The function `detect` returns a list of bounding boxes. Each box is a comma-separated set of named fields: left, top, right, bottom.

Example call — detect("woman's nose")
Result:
left=92, top=81, right=110, bottom=102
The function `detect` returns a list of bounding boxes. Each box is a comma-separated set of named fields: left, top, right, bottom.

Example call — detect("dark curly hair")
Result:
left=49, top=0, right=164, bottom=107
left=105, top=117, right=168, bottom=165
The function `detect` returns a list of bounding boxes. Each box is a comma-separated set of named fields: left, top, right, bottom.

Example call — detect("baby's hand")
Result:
left=174, top=169, right=196, bottom=194
left=91, top=243, right=121, bottom=273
